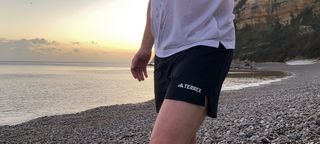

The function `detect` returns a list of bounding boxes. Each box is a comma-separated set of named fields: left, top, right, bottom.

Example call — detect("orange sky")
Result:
left=0, top=0, right=152, bottom=63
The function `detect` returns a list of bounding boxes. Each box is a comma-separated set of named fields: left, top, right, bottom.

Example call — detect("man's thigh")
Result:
left=150, top=99, right=207, bottom=144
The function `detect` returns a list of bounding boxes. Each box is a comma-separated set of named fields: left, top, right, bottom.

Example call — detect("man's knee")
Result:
left=150, top=99, right=207, bottom=144
left=150, top=129, right=197, bottom=144
left=150, top=131, right=189, bottom=144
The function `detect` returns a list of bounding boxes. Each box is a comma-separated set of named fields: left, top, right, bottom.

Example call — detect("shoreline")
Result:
left=223, top=72, right=295, bottom=91
left=1, top=63, right=320, bottom=143
left=0, top=69, right=289, bottom=126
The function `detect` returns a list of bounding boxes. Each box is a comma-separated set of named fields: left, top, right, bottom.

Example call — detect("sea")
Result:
left=0, top=61, right=285, bottom=126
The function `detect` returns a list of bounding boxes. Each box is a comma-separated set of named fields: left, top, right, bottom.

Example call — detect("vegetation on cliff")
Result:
left=234, top=1, right=320, bottom=62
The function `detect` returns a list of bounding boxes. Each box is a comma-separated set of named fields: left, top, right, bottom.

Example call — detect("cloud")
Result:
left=21, top=38, right=57, bottom=45
left=33, top=47, right=63, bottom=55
left=0, top=38, right=132, bottom=63
left=29, top=38, right=49, bottom=45
left=0, top=38, right=63, bottom=61
left=71, top=41, right=80, bottom=45
left=91, top=41, right=98, bottom=45
left=73, top=48, right=81, bottom=53
left=0, top=38, right=59, bottom=50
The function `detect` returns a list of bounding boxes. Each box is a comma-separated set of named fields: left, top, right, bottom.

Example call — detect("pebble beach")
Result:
left=0, top=62, right=319, bottom=143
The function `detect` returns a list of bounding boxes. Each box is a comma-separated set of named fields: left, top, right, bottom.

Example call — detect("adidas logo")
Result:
left=178, top=83, right=184, bottom=88
left=177, top=83, right=202, bottom=93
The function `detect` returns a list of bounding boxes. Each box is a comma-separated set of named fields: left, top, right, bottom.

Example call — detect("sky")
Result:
left=0, top=0, right=151, bottom=64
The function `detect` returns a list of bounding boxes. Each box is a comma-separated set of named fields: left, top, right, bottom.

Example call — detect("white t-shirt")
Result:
left=151, top=0, right=236, bottom=58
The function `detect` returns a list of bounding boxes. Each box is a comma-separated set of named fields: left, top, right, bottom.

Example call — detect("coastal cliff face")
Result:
left=235, top=0, right=320, bottom=29
left=234, top=0, right=320, bottom=62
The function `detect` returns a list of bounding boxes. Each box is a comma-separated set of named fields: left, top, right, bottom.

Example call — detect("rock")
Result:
left=298, top=25, right=315, bottom=36
left=261, top=137, right=271, bottom=143
left=235, top=0, right=320, bottom=29
left=230, top=60, right=256, bottom=70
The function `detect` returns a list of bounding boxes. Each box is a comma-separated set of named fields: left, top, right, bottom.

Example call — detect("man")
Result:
left=131, top=0, right=235, bottom=143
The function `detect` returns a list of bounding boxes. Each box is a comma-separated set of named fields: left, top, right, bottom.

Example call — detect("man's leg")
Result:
left=189, top=134, right=197, bottom=144
left=150, top=98, right=208, bottom=144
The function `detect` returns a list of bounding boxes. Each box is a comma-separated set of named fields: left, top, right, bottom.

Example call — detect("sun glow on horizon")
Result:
left=52, top=0, right=149, bottom=51
left=0, top=0, right=149, bottom=51
left=0, top=0, right=151, bottom=63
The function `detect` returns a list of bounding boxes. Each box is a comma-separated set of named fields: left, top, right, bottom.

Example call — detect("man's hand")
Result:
left=131, top=0, right=153, bottom=82
left=130, top=48, right=152, bottom=81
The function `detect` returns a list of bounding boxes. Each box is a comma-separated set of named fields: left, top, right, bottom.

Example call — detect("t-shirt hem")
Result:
left=155, top=40, right=235, bottom=58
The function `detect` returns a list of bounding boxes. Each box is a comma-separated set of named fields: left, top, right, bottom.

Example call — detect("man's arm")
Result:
left=140, top=0, right=154, bottom=52
left=130, top=0, right=154, bottom=81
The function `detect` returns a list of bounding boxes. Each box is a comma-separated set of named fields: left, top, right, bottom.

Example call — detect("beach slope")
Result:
left=1, top=63, right=319, bottom=143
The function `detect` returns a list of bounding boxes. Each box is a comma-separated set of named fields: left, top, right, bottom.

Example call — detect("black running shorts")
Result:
left=153, top=43, right=234, bottom=118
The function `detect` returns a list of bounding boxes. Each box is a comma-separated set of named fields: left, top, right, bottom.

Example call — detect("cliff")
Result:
left=235, top=0, right=320, bottom=29
left=234, top=0, right=320, bottom=62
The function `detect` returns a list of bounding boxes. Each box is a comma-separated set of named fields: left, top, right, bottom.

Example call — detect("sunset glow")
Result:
left=0, top=0, right=150, bottom=63
left=63, top=0, right=149, bottom=49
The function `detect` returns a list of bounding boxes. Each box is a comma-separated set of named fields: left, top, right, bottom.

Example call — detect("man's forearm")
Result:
left=139, top=0, right=154, bottom=52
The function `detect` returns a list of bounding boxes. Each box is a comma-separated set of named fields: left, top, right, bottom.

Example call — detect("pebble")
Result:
left=0, top=63, right=319, bottom=143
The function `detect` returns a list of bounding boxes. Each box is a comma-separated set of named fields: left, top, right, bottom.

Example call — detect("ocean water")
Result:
left=0, top=62, right=283, bottom=126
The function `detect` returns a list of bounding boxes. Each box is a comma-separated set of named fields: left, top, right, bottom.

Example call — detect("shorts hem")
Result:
left=163, top=97, right=218, bottom=118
